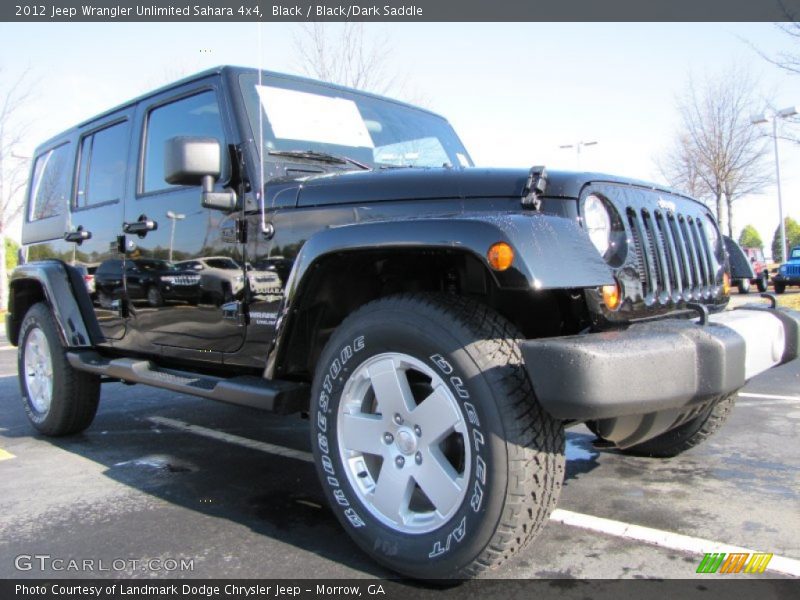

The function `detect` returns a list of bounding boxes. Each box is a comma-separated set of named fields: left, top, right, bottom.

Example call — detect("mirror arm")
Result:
left=201, top=174, right=238, bottom=212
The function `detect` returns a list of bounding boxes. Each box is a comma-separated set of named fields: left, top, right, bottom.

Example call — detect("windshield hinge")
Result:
left=522, top=166, right=547, bottom=210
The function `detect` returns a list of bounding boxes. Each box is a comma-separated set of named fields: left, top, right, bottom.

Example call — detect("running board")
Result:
left=66, top=350, right=308, bottom=414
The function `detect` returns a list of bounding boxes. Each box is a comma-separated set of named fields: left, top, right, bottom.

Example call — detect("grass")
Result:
left=777, top=293, right=800, bottom=311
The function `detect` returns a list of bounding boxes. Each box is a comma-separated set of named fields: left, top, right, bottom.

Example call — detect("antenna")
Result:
left=257, top=21, right=268, bottom=235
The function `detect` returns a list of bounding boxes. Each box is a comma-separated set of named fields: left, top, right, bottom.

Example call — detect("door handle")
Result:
left=64, top=226, right=91, bottom=244
left=123, top=214, right=158, bottom=238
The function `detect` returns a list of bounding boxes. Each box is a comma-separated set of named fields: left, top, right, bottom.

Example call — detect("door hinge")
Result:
left=222, top=301, right=247, bottom=326
left=236, top=218, right=248, bottom=244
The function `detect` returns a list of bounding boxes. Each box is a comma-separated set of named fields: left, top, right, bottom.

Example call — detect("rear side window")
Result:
left=141, top=90, right=227, bottom=194
left=76, top=121, right=129, bottom=208
left=28, top=143, right=71, bottom=221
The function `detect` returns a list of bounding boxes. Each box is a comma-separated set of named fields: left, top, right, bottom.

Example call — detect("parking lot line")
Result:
left=550, top=509, right=800, bottom=577
left=738, top=392, right=800, bottom=402
left=148, top=414, right=800, bottom=577
left=0, top=448, right=16, bottom=461
left=148, top=416, right=314, bottom=463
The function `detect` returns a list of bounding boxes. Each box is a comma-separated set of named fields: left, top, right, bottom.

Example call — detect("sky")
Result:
left=1, top=21, right=799, bottom=257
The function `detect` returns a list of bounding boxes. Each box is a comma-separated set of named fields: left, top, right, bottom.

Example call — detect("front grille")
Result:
left=626, top=207, right=718, bottom=303
left=787, top=265, right=800, bottom=277
left=165, top=275, right=200, bottom=286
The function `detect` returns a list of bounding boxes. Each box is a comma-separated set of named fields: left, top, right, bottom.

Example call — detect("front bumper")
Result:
left=773, top=274, right=800, bottom=285
left=521, top=306, right=799, bottom=425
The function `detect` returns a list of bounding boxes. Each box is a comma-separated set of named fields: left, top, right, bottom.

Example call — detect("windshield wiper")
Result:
left=268, top=149, right=370, bottom=170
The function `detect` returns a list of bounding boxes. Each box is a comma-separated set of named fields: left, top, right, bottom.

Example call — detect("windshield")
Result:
left=204, top=257, right=240, bottom=270
left=239, top=73, right=473, bottom=171
left=791, top=248, right=800, bottom=260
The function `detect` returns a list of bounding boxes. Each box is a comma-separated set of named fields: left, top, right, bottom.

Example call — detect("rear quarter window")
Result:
left=28, top=143, right=72, bottom=221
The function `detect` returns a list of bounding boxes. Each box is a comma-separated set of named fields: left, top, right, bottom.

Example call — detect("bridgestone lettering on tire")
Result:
left=18, top=303, right=101, bottom=436
left=309, top=293, right=565, bottom=579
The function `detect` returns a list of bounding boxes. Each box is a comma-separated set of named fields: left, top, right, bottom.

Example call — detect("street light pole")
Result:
left=752, top=106, right=797, bottom=262
left=771, top=116, right=786, bottom=264
left=558, top=140, right=598, bottom=170
left=165, top=210, right=186, bottom=262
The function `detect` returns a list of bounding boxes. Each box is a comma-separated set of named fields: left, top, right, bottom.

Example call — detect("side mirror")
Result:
left=164, top=136, right=237, bottom=212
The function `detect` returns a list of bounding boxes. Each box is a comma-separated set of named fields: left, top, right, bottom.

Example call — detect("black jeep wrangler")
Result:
left=7, top=66, right=799, bottom=579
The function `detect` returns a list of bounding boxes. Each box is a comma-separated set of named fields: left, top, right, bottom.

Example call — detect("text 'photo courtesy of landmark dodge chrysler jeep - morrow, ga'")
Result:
left=7, top=66, right=800, bottom=580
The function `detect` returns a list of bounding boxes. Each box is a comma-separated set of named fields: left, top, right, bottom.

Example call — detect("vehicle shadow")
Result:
left=0, top=371, right=600, bottom=580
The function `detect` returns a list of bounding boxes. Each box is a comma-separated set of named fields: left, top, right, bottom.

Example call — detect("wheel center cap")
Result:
left=395, top=428, right=417, bottom=455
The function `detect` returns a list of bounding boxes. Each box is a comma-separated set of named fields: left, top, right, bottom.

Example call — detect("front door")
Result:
left=123, top=82, right=245, bottom=355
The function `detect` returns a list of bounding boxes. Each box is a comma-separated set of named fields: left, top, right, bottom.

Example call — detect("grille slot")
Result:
left=626, top=207, right=717, bottom=304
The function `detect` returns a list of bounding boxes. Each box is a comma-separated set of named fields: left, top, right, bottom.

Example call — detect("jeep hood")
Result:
left=264, top=167, right=693, bottom=208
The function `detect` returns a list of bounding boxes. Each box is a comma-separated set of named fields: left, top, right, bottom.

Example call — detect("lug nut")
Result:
left=395, top=456, right=405, bottom=468
left=383, top=432, right=394, bottom=444
left=393, top=413, right=403, bottom=425
left=414, top=425, right=422, bottom=437
left=415, top=452, right=422, bottom=465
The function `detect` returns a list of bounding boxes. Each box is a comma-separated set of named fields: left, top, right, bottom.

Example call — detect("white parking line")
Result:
left=149, top=414, right=800, bottom=577
left=550, top=509, right=800, bottom=577
left=0, top=346, right=16, bottom=352
left=148, top=416, right=314, bottom=463
left=738, top=392, right=800, bottom=402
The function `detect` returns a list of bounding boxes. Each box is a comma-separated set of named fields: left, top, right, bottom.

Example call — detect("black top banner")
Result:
left=3, top=0, right=800, bottom=22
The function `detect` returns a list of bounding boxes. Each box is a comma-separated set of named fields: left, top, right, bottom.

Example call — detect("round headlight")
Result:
left=584, top=194, right=612, bottom=256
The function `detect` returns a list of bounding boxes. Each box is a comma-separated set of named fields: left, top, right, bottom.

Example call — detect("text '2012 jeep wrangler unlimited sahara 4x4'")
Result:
left=7, top=66, right=800, bottom=579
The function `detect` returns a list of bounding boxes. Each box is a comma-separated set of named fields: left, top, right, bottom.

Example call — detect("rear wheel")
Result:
left=617, top=395, right=736, bottom=458
left=756, top=272, right=769, bottom=293
left=18, top=303, right=101, bottom=436
left=310, top=294, right=565, bottom=579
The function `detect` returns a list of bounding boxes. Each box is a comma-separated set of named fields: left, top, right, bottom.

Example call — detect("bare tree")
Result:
left=0, top=68, right=33, bottom=311
left=293, top=23, right=398, bottom=95
left=658, top=69, right=770, bottom=237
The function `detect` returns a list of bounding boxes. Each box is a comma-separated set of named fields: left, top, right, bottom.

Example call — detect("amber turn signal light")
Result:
left=601, top=282, right=621, bottom=310
left=722, top=272, right=731, bottom=295
left=487, top=242, right=514, bottom=271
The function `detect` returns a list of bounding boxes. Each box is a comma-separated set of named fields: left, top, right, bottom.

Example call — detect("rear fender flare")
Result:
left=8, top=261, right=101, bottom=348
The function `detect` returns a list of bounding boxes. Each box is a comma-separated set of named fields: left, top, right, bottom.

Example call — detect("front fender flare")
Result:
left=266, top=212, right=613, bottom=377
left=7, top=260, right=101, bottom=348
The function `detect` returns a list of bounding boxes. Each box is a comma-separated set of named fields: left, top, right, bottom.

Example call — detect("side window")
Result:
left=76, top=120, right=129, bottom=208
left=141, top=90, right=227, bottom=194
left=28, top=143, right=72, bottom=221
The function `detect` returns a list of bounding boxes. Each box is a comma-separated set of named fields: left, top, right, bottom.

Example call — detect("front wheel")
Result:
left=310, top=294, right=565, bottom=579
left=774, top=282, right=786, bottom=294
left=18, top=303, right=101, bottom=436
left=146, top=285, right=164, bottom=307
left=618, top=395, right=736, bottom=458
left=737, top=278, right=750, bottom=294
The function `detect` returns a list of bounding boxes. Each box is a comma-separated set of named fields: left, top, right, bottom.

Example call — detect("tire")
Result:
left=310, top=293, right=565, bottom=579
left=774, top=282, right=786, bottom=294
left=146, top=285, right=164, bottom=307
left=17, top=303, right=101, bottom=436
left=756, top=272, right=768, bottom=293
left=618, top=395, right=736, bottom=458
left=737, top=278, right=750, bottom=294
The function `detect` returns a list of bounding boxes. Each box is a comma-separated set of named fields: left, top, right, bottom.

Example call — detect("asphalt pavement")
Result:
left=0, top=296, right=798, bottom=580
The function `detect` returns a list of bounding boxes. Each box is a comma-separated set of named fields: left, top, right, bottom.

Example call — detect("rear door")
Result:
left=123, top=78, right=245, bottom=356
left=69, top=112, right=133, bottom=340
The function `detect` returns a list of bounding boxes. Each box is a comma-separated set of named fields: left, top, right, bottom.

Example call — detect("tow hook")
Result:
left=686, top=302, right=709, bottom=326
